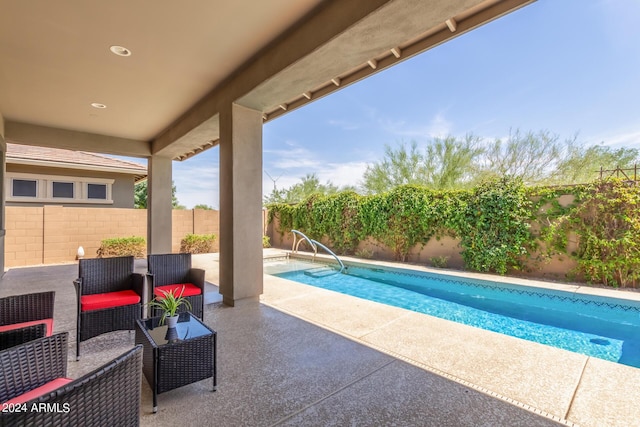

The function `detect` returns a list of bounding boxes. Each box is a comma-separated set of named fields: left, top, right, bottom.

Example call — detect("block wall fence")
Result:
left=5, top=206, right=221, bottom=268
left=6, top=203, right=575, bottom=281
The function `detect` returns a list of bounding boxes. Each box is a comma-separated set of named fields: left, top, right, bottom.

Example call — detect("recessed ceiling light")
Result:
left=91, top=103, right=107, bottom=109
left=109, top=45, right=132, bottom=57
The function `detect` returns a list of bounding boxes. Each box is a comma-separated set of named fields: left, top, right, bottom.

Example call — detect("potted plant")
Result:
left=148, top=286, right=192, bottom=328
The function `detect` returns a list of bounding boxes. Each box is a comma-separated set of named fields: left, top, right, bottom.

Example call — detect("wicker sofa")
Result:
left=147, top=253, right=205, bottom=319
left=0, top=291, right=55, bottom=351
left=74, top=256, right=144, bottom=360
left=0, top=333, right=142, bottom=427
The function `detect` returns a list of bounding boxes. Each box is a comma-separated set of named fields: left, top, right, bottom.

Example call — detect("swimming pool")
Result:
left=266, top=260, right=640, bottom=368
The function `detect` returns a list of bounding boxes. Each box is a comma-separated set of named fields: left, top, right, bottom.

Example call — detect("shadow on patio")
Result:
left=0, top=260, right=562, bottom=427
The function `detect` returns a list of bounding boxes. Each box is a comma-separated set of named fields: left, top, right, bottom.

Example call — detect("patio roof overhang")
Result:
left=0, top=0, right=534, bottom=160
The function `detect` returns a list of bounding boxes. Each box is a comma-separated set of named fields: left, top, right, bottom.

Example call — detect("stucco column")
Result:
left=147, top=155, right=173, bottom=254
left=0, top=114, right=5, bottom=275
left=219, top=103, right=263, bottom=306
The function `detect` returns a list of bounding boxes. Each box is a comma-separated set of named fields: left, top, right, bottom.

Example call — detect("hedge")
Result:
left=97, top=236, right=146, bottom=258
left=179, top=233, right=216, bottom=254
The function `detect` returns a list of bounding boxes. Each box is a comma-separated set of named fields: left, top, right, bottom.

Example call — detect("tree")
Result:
left=554, top=144, right=640, bottom=184
left=134, top=181, right=182, bottom=209
left=361, top=137, right=485, bottom=194
left=424, top=135, right=485, bottom=189
left=361, top=141, right=428, bottom=194
left=478, top=129, right=568, bottom=185
left=193, top=204, right=214, bottom=210
left=134, top=181, right=147, bottom=209
left=264, top=173, right=339, bottom=204
left=358, top=129, right=640, bottom=194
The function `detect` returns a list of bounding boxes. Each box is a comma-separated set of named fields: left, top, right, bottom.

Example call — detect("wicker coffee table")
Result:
left=135, top=312, right=217, bottom=413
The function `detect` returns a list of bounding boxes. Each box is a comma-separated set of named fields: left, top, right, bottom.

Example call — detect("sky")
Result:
left=171, top=0, right=640, bottom=209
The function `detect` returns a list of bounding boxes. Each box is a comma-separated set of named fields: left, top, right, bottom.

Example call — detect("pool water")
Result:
left=268, top=262, right=640, bottom=368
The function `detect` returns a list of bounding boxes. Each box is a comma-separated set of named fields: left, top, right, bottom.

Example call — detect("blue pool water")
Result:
left=271, top=263, right=640, bottom=368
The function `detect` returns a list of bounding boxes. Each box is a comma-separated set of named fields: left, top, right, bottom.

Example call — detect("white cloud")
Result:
left=377, top=117, right=408, bottom=135
left=271, top=156, right=320, bottom=169
left=173, top=158, right=219, bottom=209
left=375, top=112, right=453, bottom=139
left=426, top=113, right=453, bottom=138
left=327, top=119, right=360, bottom=131
left=264, top=140, right=322, bottom=170
left=316, top=161, right=369, bottom=188
left=591, top=129, right=640, bottom=148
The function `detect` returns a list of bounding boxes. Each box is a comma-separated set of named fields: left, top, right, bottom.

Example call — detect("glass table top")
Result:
left=140, top=312, right=213, bottom=346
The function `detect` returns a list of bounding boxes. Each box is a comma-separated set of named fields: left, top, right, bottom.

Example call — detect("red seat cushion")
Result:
left=154, top=283, right=201, bottom=298
left=3, top=377, right=73, bottom=405
left=81, top=290, right=140, bottom=312
left=0, top=318, right=54, bottom=336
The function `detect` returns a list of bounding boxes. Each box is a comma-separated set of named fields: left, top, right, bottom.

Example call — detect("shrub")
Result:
left=97, top=236, right=146, bottom=258
left=262, top=235, right=271, bottom=248
left=430, top=256, right=449, bottom=268
left=180, top=233, right=216, bottom=254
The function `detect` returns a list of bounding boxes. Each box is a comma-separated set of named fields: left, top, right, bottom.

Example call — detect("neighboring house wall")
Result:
left=5, top=206, right=220, bottom=267
left=5, top=164, right=137, bottom=208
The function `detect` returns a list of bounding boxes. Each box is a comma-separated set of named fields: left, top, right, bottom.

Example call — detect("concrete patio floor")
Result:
left=2, top=252, right=639, bottom=426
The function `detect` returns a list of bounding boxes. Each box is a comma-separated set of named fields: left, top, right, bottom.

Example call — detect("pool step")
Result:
left=304, top=266, right=340, bottom=278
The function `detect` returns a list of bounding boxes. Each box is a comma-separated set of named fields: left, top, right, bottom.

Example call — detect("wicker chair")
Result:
left=0, top=333, right=142, bottom=427
left=74, top=256, right=144, bottom=360
left=147, top=253, right=205, bottom=319
left=0, top=291, right=55, bottom=351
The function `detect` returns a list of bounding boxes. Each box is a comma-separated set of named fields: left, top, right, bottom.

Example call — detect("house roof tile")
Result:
left=6, top=142, right=147, bottom=179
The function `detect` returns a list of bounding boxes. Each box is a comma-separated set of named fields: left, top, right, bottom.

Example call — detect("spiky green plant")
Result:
left=147, top=286, right=192, bottom=325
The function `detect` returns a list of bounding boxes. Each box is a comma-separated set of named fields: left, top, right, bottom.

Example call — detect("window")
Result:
left=12, top=179, right=37, bottom=197
left=6, top=173, right=114, bottom=204
left=52, top=181, right=74, bottom=198
left=87, top=183, right=107, bottom=200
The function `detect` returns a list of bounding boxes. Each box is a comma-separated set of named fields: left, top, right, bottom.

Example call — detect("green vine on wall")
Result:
left=457, top=177, right=532, bottom=274
left=541, top=180, right=640, bottom=287
left=268, top=177, right=533, bottom=269
left=360, top=186, right=462, bottom=261
left=267, top=177, right=640, bottom=287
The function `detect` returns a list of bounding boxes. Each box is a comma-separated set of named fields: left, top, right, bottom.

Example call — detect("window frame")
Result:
left=86, top=183, right=108, bottom=200
left=51, top=181, right=75, bottom=199
left=6, top=172, right=114, bottom=204
left=11, top=178, right=39, bottom=198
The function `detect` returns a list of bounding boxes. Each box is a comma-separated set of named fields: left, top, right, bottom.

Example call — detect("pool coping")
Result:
left=262, top=252, right=640, bottom=427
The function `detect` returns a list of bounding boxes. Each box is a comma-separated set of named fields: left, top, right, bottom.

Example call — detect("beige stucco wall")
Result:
left=5, top=206, right=219, bottom=267
left=6, top=164, right=137, bottom=208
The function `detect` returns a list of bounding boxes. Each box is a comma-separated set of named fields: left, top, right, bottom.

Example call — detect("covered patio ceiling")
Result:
left=0, top=0, right=534, bottom=161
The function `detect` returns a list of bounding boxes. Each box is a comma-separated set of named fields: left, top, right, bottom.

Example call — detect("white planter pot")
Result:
left=166, top=315, right=179, bottom=329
